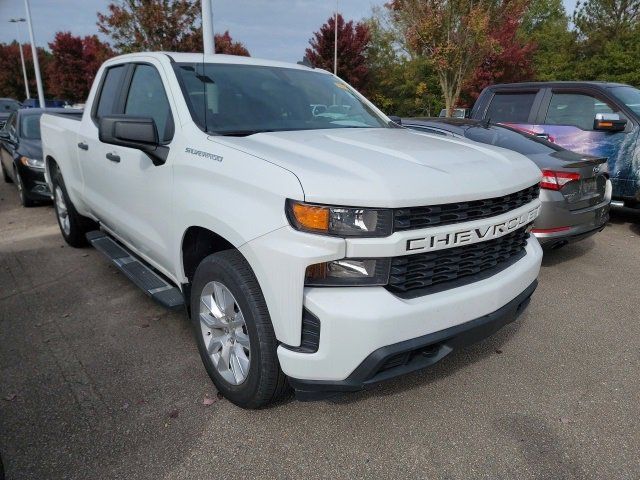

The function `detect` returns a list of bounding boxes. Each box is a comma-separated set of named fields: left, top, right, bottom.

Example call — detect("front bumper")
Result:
left=289, top=279, right=537, bottom=400
left=277, top=236, right=542, bottom=384
left=17, top=163, right=50, bottom=200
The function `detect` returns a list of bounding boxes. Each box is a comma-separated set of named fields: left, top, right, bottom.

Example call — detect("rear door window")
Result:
left=95, top=65, right=126, bottom=119
left=485, top=92, right=537, bottom=123
left=544, top=92, right=615, bottom=130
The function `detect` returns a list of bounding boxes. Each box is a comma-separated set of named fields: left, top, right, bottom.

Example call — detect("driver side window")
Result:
left=124, top=64, right=174, bottom=143
left=545, top=93, right=616, bottom=131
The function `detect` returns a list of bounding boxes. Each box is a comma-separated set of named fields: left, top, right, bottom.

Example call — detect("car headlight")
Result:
left=305, top=258, right=391, bottom=286
left=20, top=156, right=45, bottom=170
left=286, top=200, right=392, bottom=237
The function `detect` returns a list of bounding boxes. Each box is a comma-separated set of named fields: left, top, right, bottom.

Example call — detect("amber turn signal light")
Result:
left=290, top=202, right=330, bottom=232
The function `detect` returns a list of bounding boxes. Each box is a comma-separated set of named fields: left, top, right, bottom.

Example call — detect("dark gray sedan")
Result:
left=403, top=118, right=611, bottom=248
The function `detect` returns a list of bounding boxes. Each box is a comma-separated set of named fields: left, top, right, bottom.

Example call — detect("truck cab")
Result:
left=471, top=82, right=640, bottom=208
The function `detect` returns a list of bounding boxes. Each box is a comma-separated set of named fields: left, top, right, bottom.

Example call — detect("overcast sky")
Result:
left=0, top=0, right=579, bottom=63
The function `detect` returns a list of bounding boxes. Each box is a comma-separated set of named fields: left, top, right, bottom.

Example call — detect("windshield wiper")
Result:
left=215, top=129, right=276, bottom=137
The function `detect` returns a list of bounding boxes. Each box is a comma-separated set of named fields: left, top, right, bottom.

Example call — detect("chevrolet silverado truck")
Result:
left=41, top=53, right=543, bottom=408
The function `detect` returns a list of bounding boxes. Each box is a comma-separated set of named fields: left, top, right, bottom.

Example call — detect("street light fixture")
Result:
left=9, top=18, right=31, bottom=100
left=23, top=0, right=46, bottom=109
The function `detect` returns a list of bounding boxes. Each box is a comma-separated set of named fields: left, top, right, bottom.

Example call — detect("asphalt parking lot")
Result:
left=1, top=180, right=639, bottom=480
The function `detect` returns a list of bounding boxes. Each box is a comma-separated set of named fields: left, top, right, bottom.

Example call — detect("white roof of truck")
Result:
left=104, top=51, right=327, bottom=73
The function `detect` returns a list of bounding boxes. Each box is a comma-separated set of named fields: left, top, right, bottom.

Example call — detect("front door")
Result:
left=99, top=61, right=176, bottom=275
left=535, top=90, right=638, bottom=198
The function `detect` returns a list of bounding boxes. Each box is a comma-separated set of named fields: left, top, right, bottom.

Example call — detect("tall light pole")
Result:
left=23, top=0, right=45, bottom=109
left=9, top=18, right=30, bottom=100
left=201, top=0, right=215, bottom=55
left=333, top=0, right=338, bottom=75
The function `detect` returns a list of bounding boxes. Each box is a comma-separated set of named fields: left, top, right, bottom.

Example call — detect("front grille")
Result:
left=393, top=185, right=539, bottom=231
left=387, top=226, right=530, bottom=298
left=0, top=121, right=5, bottom=129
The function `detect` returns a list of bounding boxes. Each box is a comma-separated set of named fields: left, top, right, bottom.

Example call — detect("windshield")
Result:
left=174, top=63, right=389, bottom=135
left=20, top=113, right=42, bottom=140
left=0, top=99, right=20, bottom=113
left=463, top=124, right=559, bottom=156
left=610, top=86, right=640, bottom=116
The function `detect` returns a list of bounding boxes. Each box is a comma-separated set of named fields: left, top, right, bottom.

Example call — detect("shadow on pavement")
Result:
left=540, top=237, right=595, bottom=267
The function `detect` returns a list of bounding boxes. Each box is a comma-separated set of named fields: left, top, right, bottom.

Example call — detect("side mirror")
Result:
left=98, top=115, right=168, bottom=165
left=388, top=115, right=402, bottom=125
left=594, top=113, right=627, bottom=132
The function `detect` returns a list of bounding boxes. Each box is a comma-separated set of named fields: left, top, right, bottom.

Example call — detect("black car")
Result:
left=0, top=108, right=53, bottom=206
left=0, top=98, right=21, bottom=130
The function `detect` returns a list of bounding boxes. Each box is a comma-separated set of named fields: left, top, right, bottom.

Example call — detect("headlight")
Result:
left=286, top=200, right=392, bottom=237
left=20, top=156, right=45, bottom=170
left=305, top=258, right=391, bottom=286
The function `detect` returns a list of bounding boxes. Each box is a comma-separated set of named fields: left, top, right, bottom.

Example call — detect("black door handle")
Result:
left=77, top=142, right=89, bottom=150
left=106, top=153, right=120, bottom=163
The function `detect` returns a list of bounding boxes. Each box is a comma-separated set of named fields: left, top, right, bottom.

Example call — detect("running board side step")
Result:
left=86, top=231, right=185, bottom=310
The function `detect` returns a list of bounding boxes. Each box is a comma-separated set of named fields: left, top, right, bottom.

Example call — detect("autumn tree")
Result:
left=47, top=32, right=114, bottom=103
left=97, top=0, right=249, bottom=55
left=305, top=14, right=372, bottom=92
left=0, top=42, right=52, bottom=101
left=388, top=0, right=500, bottom=116
left=463, top=0, right=536, bottom=103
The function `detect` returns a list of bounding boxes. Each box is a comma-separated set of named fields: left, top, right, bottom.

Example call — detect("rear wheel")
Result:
left=14, top=166, right=35, bottom=207
left=191, top=250, right=289, bottom=409
left=51, top=166, right=95, bottom=247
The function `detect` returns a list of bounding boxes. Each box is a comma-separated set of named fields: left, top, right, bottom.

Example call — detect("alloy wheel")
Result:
left=199, top=281, right=251, bottom=385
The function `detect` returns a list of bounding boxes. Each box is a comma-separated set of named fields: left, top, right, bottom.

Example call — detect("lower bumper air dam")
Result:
left=289, top=280, right=538, bottom=401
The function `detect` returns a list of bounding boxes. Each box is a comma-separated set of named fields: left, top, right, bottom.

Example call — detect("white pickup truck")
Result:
left=41, top=52, right=542, bottom=408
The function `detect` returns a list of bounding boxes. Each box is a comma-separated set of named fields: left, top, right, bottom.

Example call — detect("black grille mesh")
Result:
left=393, top=185, right=539, bottom=231
left=388, top=227, right=530, bottom=296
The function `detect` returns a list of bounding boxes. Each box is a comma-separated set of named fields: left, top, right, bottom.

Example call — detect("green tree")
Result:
left=364, top=11, right=443, bottom=116
left=520, top=0, right=577, bottom=81
left=572, top=0, right=640, bottom=84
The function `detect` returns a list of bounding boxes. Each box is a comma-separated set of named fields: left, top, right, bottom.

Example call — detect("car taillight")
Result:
left=540, top=170, right=581, bottom=191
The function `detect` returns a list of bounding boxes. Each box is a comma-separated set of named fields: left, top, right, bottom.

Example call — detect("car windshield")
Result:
left=463, top=124, right=558, bottom=156
left=173, top=63, right=389, bottom=135
left=610, top=86, right=640, bottom=116
left=0, top=99, right=20, bottom=113
left=21, top=113, right=42, bottom=139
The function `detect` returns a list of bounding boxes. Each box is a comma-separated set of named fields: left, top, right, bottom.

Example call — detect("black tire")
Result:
left=51, top=166, right=95, bottom=247
left=191, top=250, right=290, bottom=409
left=14, top=166, right=35, bottom=207
left=1, top=162, right=11, bottom=183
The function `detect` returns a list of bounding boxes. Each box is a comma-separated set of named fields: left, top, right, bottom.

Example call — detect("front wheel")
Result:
left=14, top=166, right=35, bottom=207
left=191, top=250, right=289, bottom=409
left=51, top=167, right=95, bottom=247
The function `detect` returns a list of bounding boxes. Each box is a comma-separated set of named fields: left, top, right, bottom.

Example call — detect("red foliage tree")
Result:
left=47, top=32, right=114, bottom=103
left=462, top=0, right=536, bottom=104
left=305, top=14, right=371, bottom=92
left=0, top=42, right=52, bottom=101
left=213, top=31, right=250, bottom=56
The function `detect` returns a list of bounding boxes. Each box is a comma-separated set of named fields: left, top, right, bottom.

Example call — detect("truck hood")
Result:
left=211, top=128, right=541, bottom=207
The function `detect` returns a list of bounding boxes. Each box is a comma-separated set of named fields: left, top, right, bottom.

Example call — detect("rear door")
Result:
left=534, top=88, right=637, bottom=197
